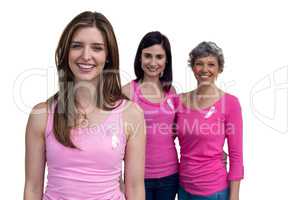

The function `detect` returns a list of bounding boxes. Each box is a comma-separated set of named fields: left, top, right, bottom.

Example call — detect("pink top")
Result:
left=43, top=100, right=126, bottom=200
left=175, top=93, right=244, bottom=196
left=131, top=80, right=178, bottom=178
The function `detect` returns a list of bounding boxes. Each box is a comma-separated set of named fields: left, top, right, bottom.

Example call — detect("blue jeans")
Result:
left=178, top=186, right=229, bottom=200
left=145, top=173, right=179, bottom=200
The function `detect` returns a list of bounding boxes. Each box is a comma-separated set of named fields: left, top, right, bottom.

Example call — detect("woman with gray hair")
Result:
left=175, top=42, right=244, bottom=200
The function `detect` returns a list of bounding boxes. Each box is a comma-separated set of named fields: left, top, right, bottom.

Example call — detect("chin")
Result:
left=145, top=72, right=161, bottom=78
left=198, top=80, right=214, bottom=85
left=75, top=75, right=99, bottom=82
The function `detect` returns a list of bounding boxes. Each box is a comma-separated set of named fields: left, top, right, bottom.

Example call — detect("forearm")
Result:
left=24, top=184, right=43, bottom=200
left=229, top=180, right=240, bottom=200
left=125, top=184, right=145, bottom=200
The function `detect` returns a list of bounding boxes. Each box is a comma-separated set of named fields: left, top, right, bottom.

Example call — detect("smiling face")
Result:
left=192, top=55, right=220, bottom=85
left=68, top=26, right=107, bottom=83
left=141, top=44, right=166, bottom=79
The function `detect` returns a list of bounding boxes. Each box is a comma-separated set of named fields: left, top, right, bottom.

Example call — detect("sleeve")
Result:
left=172, top=94, right=180, bottom=111
left=172, top=94, right=180, bottom=137
left=225, top=95, right=244, bottom=181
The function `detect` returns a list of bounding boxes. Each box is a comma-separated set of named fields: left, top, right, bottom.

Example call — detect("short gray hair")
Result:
left=188, top=41, right=224, bottom=72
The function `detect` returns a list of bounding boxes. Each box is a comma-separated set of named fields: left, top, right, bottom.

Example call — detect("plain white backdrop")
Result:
left=0, top=0, right=298, bottom=199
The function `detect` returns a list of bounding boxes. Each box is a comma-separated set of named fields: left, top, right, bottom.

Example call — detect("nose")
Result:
left=82, top=47, right=91, bottom=61
left=149, top=58, right=156, bottom=67
left=202, top=64, right=209, bottom=72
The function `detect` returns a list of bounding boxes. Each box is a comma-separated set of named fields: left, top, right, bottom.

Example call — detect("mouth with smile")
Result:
left=77, top=63, right=96, bottom=73
left=145, top=65, right=160, bottom=73
left=197, top=73, right=213, bottom=79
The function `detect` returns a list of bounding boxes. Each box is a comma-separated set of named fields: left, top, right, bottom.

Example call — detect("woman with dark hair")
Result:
left=122, top=31, right=178, bottom=200
left=175, top=42, right=244, bottom=200
left=24, top=11, right=145, bottom=200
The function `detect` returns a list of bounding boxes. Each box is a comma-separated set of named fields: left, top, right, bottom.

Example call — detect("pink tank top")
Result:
left=131, top=80, right=178, bottom=178
left=43, top=100, right=126, bottom=200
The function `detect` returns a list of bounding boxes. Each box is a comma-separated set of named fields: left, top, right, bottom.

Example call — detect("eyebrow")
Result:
left=143, top=52, right=165, bottom=56
left=71, top=41, right=105, bottom=46
left=194, top=60, right=203, bottom=63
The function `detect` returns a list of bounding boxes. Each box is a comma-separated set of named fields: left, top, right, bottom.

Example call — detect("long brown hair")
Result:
left=48, top=11, right=126, bottom=148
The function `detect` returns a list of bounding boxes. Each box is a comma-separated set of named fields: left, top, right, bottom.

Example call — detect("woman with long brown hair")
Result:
left=24, top=11, right=145, bottom=200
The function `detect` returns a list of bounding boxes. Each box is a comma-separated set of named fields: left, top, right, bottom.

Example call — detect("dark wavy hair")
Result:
left=134, top=31, right=172, bottom=92
left=188, top=41, right=224, bottom=73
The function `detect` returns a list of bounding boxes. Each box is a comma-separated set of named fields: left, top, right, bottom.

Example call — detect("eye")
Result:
left=208, top=61, right=218, bottom=67
left=143, top=53, right=152, bottom=58
left=70, top=42, right=82, bottom=49
left=92, top=45, right=104, bottom=52
left=156, top=54, right=165, bottom=60
left=194, top=61, right=203, bottom=66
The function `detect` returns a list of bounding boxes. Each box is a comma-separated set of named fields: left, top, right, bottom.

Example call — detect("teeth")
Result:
left=146, top=67, right=158, bottom=72
left=78, top=64, right=94, bottom=69
left=199, top=74, right=210, bottom=78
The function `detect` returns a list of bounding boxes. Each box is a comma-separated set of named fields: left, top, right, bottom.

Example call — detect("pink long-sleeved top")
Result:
left=175, top=93, right=244, bottom=196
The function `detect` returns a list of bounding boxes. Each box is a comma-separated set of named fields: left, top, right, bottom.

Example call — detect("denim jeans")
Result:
left=145, top=173, right=179, bottom=200
left=178, top=185, right=229, bottom=200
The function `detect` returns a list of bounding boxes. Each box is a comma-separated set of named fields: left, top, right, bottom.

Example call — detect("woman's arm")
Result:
left=122, top=82, right=132, bottom=100
left=170, top=86, right=178, bottom=139
left=225, top=96, right=244, bottom=200
left=229, top=181, right=240, bottom=200
left=123, top=101, right=146, bottom=200
left=120, top=82, right=134, bottom=190
left=24, top=102, right=47, bottom=200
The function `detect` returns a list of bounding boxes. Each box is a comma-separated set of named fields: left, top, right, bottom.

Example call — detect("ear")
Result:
left=217, top=65, right=223, bottom=73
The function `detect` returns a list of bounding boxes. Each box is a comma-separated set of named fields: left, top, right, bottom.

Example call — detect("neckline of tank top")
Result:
left=133, top=81, right=174, bottom=107
left=71, top=99, right=126, bottom=130
left=178, top=92, right=227, bottom=112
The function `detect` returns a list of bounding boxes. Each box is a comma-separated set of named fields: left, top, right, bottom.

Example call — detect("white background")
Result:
left=0, top=0, right=299, bottom=199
